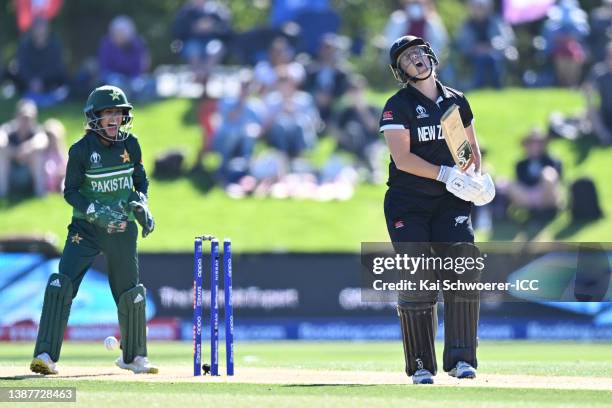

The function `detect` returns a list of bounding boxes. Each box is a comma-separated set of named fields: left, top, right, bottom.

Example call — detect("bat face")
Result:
left=440, top=104, right=474, bottom=172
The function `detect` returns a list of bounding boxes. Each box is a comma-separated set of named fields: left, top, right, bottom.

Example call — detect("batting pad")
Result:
left=34, top=273, right=73, bottom=362
left=442, top=293, right=479, bottom=372
left=398, top=303, right=438, bottom=376
left=118, top=284, right=147, bottom=364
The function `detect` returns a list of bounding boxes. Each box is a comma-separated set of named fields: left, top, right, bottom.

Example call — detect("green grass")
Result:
left=1, top=341, right=612, bottom=407
left=0, top=88, right=608, bottom=252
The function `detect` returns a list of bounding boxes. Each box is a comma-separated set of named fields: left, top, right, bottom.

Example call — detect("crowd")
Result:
left=0, top=0, right=610, bottom=214
left=0, top=99, right=66, bottom=198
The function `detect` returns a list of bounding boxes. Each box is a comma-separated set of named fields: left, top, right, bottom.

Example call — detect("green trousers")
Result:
left=33, top=218, right=142, bottom=362
left=60, top=217, right=140, bottom=304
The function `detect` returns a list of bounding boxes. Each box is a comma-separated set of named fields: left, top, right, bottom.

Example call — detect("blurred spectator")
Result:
left=583, top=42, right=612, bottom=145
left=269, top=0, right=340, bottom=56
left=588, top=0, right=612, bottom=63
left=330, top=76, right=385, bottom=183
left=171, top=0, right=232, bottom=76
left=14, top=18, right=68, bottom=107
left=303, top=33, right=351, bottom=128
left=497, top=129, right=563, bottom=213
left=456, top=0, right=516, bottom=89
left=263, top=68, right=320, bottom=158
left=253, top=36, right=305, bottom=94
left=210, top=75, right=263, bottom=183
left=541, top=0, right=589, bottom=87
left=98, top=15, right=155, bottom=101
left=42, top=118, right=67, bottom=193
left=269, top=0, right=330, bottom=27
left=14, top=0, right=63, bottom=33
left=0, top=100, right=49, bottom=198
left=383, top=0, right=448, bottom=61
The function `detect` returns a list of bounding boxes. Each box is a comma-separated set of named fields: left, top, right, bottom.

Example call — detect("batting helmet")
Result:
left=389, top=35, right=438, bottom=84
left=84, top=85, right=133, bottom=142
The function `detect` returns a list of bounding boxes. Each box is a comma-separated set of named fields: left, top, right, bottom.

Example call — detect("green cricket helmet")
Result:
left=84, top=85, right=133, bottom=142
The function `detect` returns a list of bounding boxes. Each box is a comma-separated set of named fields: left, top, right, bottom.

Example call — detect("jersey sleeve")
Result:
left=129, top=137, right=149, bottom=196
left=379, top=96, right=411, bottom=133
left=63, top=143, right=91, bottom=213
left=458, top=94, right=474, bottom=128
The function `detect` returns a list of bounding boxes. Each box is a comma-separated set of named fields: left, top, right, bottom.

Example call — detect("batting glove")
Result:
left=437, top=165, right=483, bottom=203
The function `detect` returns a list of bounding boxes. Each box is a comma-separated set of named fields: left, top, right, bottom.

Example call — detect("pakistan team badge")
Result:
left=71, top=233, right=83, bottom=244
left=109, top=89, right=122, bottom=100
left=120, top=149, right=130, bottom=163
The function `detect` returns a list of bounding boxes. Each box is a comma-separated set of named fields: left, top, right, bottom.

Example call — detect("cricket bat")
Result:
left=440, top=104, right=474, bottom=172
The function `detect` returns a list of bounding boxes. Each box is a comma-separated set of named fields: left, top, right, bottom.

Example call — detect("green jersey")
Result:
left=64, top=131, right=149, bottom=221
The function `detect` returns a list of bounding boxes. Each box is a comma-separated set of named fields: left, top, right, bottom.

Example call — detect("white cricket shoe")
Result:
left=30, top=352, right=58, bottom=375
left=448, top=361, right=476, bottom=379
left=412, top=368, right=434, bottom=384
left=115, top=355, right=159, bottom=374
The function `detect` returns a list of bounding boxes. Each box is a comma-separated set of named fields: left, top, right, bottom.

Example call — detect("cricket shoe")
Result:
left=30, top=353, right=58, bottom=375
left=412, top=369, right=434, bottom=384
left=448, top=361, right=476, bottom=379
left=115, top=356, right=159, bottom=374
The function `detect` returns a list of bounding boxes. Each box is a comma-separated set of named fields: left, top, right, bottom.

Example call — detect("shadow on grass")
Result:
left=0, top=192, right=46, bottom=209
left=554, top=218, right=598, bottom=240
left=569, top=137, right=600, bottom=166
left=186, top=165, right=216, bottom=195
left=1, top=372, right=119, bottom=380
left=280, top=384, right=379, bottom=388
left=181, top=98, right=201, bottom=126
left=490, top=212, right=556, bottom=241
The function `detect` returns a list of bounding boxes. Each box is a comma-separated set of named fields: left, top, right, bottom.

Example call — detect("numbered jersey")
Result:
left=64, top=131, right=148, bottom=221
left=379, top=81, right=473, bottom=196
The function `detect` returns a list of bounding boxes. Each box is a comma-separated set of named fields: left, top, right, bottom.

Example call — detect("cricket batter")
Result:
left=379, top=36, right=494, bottom=384
left=30, top=85, right=157, bottom=375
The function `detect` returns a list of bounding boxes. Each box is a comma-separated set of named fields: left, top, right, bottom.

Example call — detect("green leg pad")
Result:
left=118, top=284, right=147, bottom=364
left=33, top=273, right=73, bottom=362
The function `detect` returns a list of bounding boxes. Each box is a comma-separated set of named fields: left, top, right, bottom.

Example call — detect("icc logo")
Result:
left=90, top=151, right=102, bottom=168
left=415, top=105, right=429, bottom=119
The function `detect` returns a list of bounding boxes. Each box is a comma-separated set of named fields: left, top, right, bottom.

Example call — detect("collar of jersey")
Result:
left=403, top=80, right=451, bottom=105
left=87, top=130, right=122, bottom=149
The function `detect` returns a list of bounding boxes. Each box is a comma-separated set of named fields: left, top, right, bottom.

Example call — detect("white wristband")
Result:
left=436, top=165, right=450, bottom=183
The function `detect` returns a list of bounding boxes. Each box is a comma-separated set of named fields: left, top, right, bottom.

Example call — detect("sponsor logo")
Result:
left=394, top=220, right=405, bottom=229
left=50, top=279, right=61, bottom=288
left=416, top=105, right=429, bottom=119
left=382, top=111, right=394, bottom=121
left=134, top=293, right=144, bottom=303
left=416, top=358, right=424, bottom=369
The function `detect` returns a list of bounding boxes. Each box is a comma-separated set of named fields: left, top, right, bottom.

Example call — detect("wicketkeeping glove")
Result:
left=85, top=201, right=129, bottom=233
left=129, top=191, right=155, bottom=238
left=437, top=165, right=483, bottom=203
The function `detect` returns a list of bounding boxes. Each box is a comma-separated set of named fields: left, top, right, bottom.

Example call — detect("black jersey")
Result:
left=379, top=81, right=474, bottom=196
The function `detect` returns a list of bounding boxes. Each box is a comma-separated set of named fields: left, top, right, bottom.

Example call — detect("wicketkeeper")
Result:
left=379, top=36, right=495, bottom=384
left=30, top=85, right=157, bottom=375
